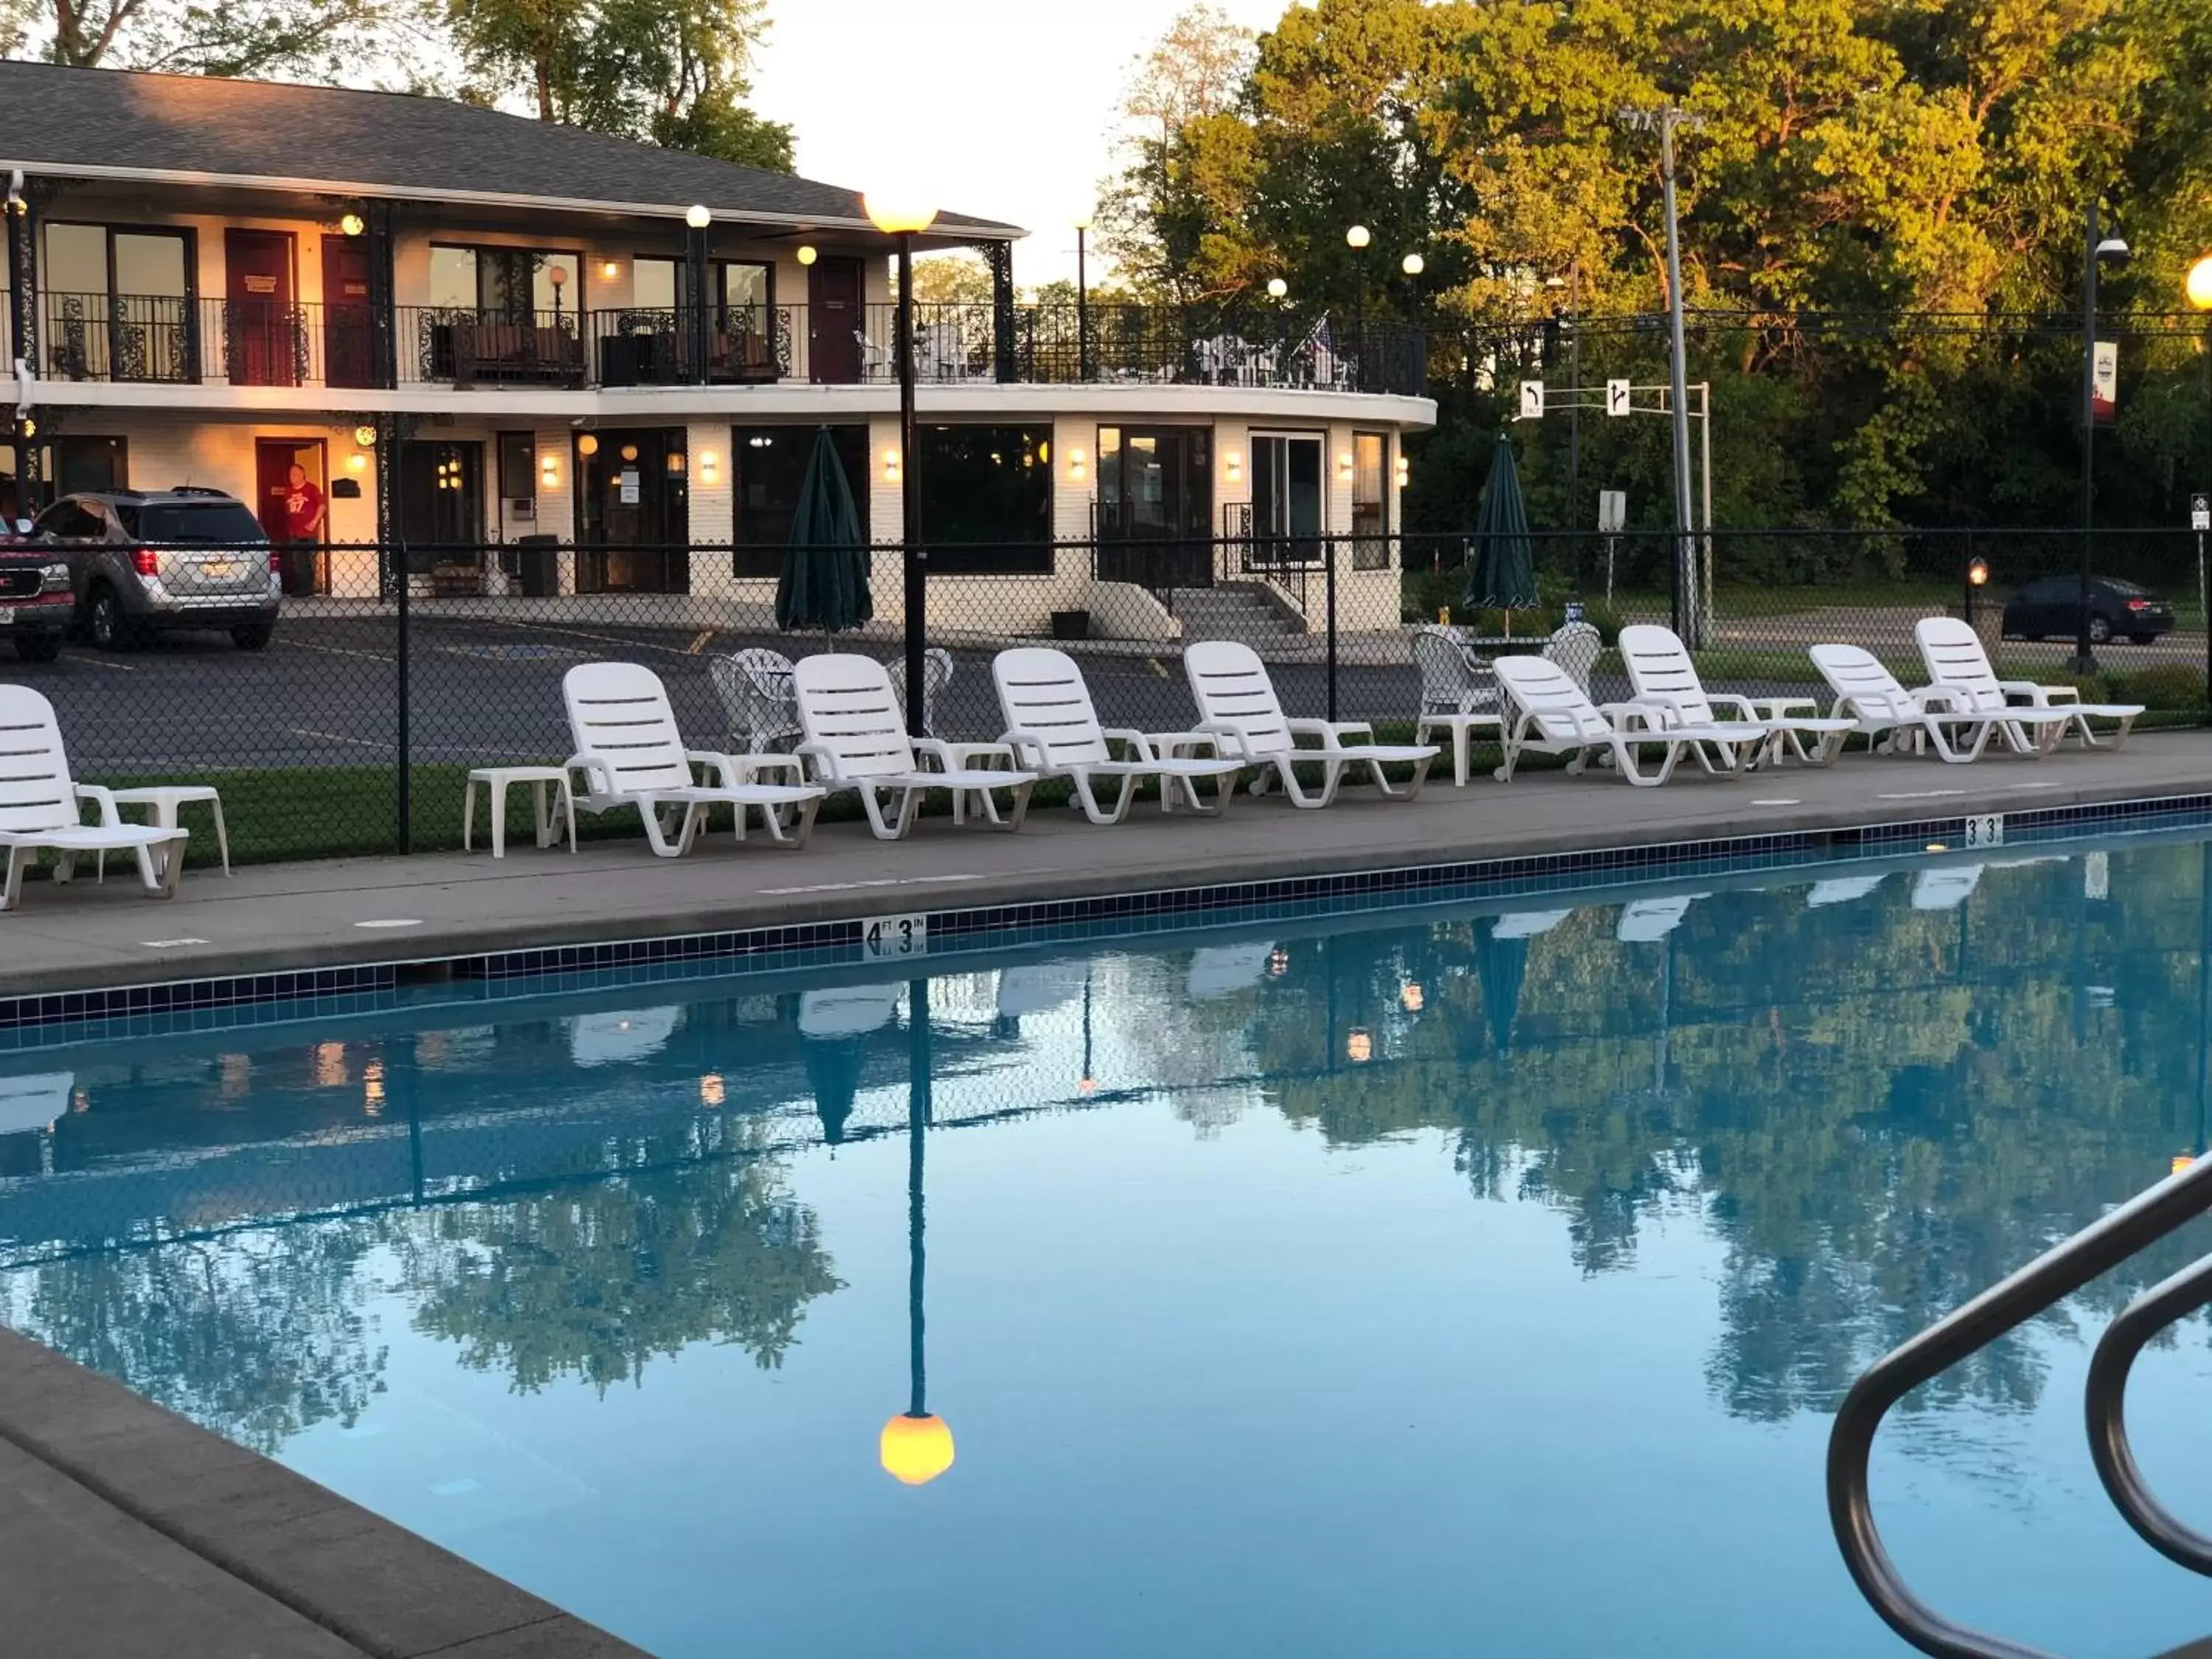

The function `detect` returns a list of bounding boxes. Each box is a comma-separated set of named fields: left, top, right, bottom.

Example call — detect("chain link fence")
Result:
left=35, top=526, right=2212, bottom=864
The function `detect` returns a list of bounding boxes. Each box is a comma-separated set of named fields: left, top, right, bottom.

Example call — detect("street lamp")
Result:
left=865, top=187, right=939, bottom=735
left=1073, top=210, right=1093, bottom=383
left=1966, top=554, right=1989, bottom=629
left=2076, top=204, right=2129, bottom=673
left=1401, top=252, right=1424, bottom=277
left=1266, top=276, right=1288, bottom=301
left=684, top=206, right=712, bottom=389
left=880, top=979, right=953, bottom=1486
left=1346, top=224, right=1370, bottom=390
left=2189, top=254, right=2212, bottom=696
left=546, top=261, right=566, bottom=327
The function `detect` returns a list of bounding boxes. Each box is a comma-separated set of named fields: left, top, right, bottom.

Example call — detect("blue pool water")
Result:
left=7, top=836, right=2212, bottom=1655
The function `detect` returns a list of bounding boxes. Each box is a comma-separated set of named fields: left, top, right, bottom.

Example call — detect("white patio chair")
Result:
left=1541, top=621, right=1604, bottom=695
left=1619, top=624, right=1853, bottom=771
left=1413, top=627, right=1502, bottom=787
left=1911, top=864, right=1984, bottom=911
left=0, top=1071, right=71, bottom=1136
left=709, top=647, right=800, bottom=754
left=0, top=685, right=187, bottom=910
left=799, top=983, right=902, bottom=1037
left=994, top=647, right=1242, bottom=823
left=568, top=1006, right=681, bottom=1068
left=855, top=327, right=894, bottom=380
left=1491, top=655, right=1739, bottom=787
left=995, top=961, right=1088, bottom=1019
left=1914, top=616, right=2141, bottom=753
left=1183, top=639, right=1436, bottom=808
left=562, top=662, right=823, bottom=857
left=1806, top=872, right=1886, bottom=908
left=1616, top=893, right=1711, bottom=943
left=1809, top=644, right=2072, bottom=763
left=885, top=647, right=956, bottom=739
left=793, top=653, right=1036, bottom=840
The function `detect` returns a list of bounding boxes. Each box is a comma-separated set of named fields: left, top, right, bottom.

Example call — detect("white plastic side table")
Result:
left=465, top=766, right=577, bottom=858
left=108, top=785, right=229, bottom=877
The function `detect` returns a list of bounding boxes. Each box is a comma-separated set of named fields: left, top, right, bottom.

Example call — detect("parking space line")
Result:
left=282, top=640, right=395, bottom=665
left=686, top=629, right=716, bottom=654
left=288, top=727, right=393, bottom=751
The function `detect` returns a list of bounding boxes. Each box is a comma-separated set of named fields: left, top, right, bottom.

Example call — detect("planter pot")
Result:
left=1050, top=609, right=1091, bottom=641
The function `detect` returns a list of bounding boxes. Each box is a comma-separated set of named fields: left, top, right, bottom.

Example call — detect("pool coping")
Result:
left=8, top=760, right=2211, bottom=1035
left=0, top=1326, right=649, bottom=1658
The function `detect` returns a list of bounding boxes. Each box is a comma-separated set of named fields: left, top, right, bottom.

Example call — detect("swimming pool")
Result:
left=6, top=834, right=2212, bottom=1657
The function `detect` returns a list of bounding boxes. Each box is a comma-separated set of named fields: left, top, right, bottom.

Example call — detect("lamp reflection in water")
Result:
left=881, top=976, right=953, bottom=1485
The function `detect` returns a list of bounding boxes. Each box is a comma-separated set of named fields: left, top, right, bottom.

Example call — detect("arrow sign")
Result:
left=1518, top=380, right=1545, bottom=420
left=1606, top=378, right=1631, bottom=416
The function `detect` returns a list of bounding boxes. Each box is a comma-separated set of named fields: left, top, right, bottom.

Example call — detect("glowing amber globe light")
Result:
left=880, top=1411, right=955, bottom=1485
left=2188, top=254, right=2212, bottom=312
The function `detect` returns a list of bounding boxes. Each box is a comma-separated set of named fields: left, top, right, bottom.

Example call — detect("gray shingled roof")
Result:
left=0, top=60, right=1019, bottom=237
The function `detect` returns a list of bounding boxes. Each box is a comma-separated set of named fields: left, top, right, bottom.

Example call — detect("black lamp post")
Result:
left=866, top=189, right=938, bottom=736
left=2076, top=202, right=2129, bottom=674
left=1074, top=213, right=1093, bottom=383
left=1345, top=223, right=1370, bottom=390
left=879, top=976, right=953, bottom=1486
left=2188, top=254, right=2212, bottom=700
left=684, top=204, right=712, bottom=389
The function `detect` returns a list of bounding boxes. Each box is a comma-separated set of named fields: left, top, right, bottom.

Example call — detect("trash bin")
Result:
left=517, top=533, right=560, bottom=598
left=1050, top=609, right=1091, bottom=640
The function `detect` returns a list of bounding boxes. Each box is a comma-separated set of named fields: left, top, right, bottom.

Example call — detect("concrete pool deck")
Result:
left=9, top=731, right=2212, bottom=1001
left=10, top=732, right=2212, bottom=1658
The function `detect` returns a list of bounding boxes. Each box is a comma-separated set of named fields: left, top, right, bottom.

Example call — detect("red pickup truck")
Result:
left=0, top=523, right=74, bottom=661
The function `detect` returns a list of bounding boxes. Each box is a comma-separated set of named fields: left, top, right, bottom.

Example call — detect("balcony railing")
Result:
left=26, top=293, right=1427, bottom=397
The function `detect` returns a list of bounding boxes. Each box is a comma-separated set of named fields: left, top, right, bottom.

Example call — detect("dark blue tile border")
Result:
left=8, top=788, right=2211, bottom=1044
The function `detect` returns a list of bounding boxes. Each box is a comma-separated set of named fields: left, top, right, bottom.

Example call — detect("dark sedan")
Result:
left=2000, top=576, right=2176, bottom=645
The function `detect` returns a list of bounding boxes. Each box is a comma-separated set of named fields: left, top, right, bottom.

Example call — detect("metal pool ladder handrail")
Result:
left=1827, top=1155, right=2212, bottom=1659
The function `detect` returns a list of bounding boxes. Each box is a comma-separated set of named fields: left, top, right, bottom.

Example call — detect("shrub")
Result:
left=2107, top=664, right=2208, bottom=712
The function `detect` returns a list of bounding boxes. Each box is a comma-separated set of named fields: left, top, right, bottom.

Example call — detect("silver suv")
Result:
left=37, top=488, right=282, bottom=650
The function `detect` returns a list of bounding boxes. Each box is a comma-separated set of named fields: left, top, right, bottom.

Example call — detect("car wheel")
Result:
left=13, top=633, right=60, bottom=664
left=86, top=586, right=133, bottom=651
left=2087, top=613, right=2112, bottom=644
left=231, top=623, right=274, bottom=651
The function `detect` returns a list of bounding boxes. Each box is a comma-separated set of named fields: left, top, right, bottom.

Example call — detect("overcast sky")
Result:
left=747, top=0, right=1287, bottom=285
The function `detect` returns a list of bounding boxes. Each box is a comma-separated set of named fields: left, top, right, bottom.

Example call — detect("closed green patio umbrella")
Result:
left=1466, top=431, right=1538, bottom=634
left=776, top=428, right=872, bottom=646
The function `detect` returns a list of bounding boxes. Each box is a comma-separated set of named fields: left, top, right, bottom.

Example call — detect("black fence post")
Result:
left=1326, top=532, right=1340, bottom=724
left=395, top=530, right=411, bottom=854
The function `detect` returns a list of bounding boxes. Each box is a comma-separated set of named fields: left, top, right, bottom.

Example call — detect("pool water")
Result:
left=8, top=837, right=2212, bottom=1656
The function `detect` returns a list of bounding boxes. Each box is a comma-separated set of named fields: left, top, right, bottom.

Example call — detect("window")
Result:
left=428, top=245, right=582, bottom=318
left=43, top=223, right=195, bottom=383
left=117, top=498, right=265, bottom=543
left=54, top=437, right=128, bottom=495
left=1352, top=431, right=1388, bottom=569
left=1251, top=433, right=1323, bottom=563
left=633, top=257, right=773, bottom=325
left=1096, top=426, right=1210, bottom=540
left=919, top=425, right=1053, bottom=574
left=498, top=431, right=537, bottom=506
left=35, top=499, right=104, bottom=539
left=731, top=425, right=871, bottom=577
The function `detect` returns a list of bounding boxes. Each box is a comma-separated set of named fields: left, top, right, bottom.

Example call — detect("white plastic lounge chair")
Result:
left=1542, top=621, right=1604, bottom=695
left=1412, top=627, right=1502, bottom=787
left=709, top=647, right=800, bottom=754
left=1491, top=655, right=1739, bottom=787
left=1616, top=893, right=1711, bottom=943
left=994, top=647, right=1242, bottom=823
left=1187, top=942, right=1275, bottom=1000
left=1911, top=865, right=1984, bottom=911
left=1914, top=616, right=2140, bottom=753
left=1809, top=645, right=2072, bottom=763
left=562, top=662, right=824, bottom=857
left=886, top=647, right=956, bottom=738
left=1806, top=872, right=1886, bottom=908
left=0, top=1071, right=71, bottom=1136
left=1183, top=640, right=1436, bottom=807
left=1619, top=624, right=1854, bottom=769
left=0, top=685, right=187, bottom=910
left=1492, top=909, right=1573, bottom=939
left=793, top=653, right=1035, bottom=840
left=995, top=961, right=1088, bottom=1019
left=799, top=983, right=902, bottom=1037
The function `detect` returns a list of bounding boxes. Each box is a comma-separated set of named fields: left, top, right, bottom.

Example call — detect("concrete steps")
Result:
left=1171, top=582, right=1304, bottom=639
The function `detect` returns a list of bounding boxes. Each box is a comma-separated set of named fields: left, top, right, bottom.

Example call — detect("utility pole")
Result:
left=1620, top=105, right=1701, bottom=643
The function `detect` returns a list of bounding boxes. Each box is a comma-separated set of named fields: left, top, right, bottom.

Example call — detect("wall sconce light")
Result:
left=700, top=1073, right=726, bottom=1107
left=1337, top=451, right=1355, bottom=482
left=353, top=423, right=376, bottom=448
left=1224, top=450, right=1243, bottom=486
left=347, top=451, right=368, bottom=473
left=698, top=450, right=720, bottom=484
left=882, top=445, right=902, bottom=483
left=1346, top=1028, right=1373, bottom=1063
left=599, top=259, right=620, bottom=280
left=338, top=212, right=365, bottom=237
left=577, top=433, right=599, bottom=457
left=620, top=443, right=639, bottom=463
left=539, top=452, right=560, bottom=488
left=1394, top=453, right=1410, bottom=488
left=1067, top=445, right=1087, bottom=482
left=1400, top=983, right=1424, bottom=1012
left=796, top=244, right=818, bottom=266
left=667, top=450, right=687, bottom=475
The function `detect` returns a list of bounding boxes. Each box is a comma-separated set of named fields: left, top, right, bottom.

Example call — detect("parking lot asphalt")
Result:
left=26, top=602, right=2208, bottom=777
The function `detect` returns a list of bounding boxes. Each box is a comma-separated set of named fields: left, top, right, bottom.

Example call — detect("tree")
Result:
left=447, top=0, right=794, bottom=172
left=911, top=251, right=996, bottom=307
left=7, top=0, right=402, bottom=78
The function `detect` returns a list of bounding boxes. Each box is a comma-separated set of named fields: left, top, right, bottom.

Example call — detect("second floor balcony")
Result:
left=29, top=293, right=1430, bottom=400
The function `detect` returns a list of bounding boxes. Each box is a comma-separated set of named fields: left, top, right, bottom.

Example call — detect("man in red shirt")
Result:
left=283, top=463, right=325, bottom=545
